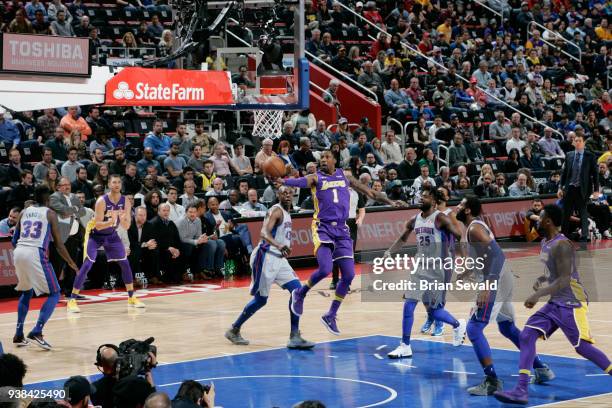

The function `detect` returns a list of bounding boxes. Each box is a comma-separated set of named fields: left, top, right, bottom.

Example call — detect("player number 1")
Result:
left=332, top=189, right=339, bottom=203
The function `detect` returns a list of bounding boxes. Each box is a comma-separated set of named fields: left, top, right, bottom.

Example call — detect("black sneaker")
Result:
left=27, top=333, right=52, bottom=350
left=13, top=334, right=29, bottom=347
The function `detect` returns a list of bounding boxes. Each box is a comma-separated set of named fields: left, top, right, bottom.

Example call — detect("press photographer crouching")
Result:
left=171, top=380, right=215, bottom=408
left=91, top=338, right=158, bottom=408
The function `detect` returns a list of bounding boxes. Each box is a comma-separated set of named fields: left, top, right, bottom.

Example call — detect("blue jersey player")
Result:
left=12, top=185, right=78, bottom=349
left=280, top=151, right=403, bottom=335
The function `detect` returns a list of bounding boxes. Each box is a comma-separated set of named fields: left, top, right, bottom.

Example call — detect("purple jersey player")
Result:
left=67, top=175, right=144, bottom=312
left=280, top=151, right=403, bottom=334
left=495, top=204, right=611, bottom=405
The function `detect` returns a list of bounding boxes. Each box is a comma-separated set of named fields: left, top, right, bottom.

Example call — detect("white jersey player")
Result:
left=384, top=186, right=466, bottom=359
left=12, top=185, right=78, bottom=350
left=225, top=186, right=315, bottom=350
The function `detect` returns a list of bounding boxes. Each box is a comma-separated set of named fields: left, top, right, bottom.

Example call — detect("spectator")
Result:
left=197, top=160, right=216, bottom=192
left=428, top=116, right=448, bottom=145
left=158, top=30, right=175, bottom=63
left=504, top=149, right=521, bottom=173
left=8, top=170, right=35, bottom=209
left=0, top=113, right=21, bottom=149
left=145, top=392, right=171, bottom=408
left=61, top=376, right=93, bottom=408
left=506, top=127, right=526, bottom=156
left=33, top=148, right=56, bottom=182
left=292, top=138, right=317, bottom=173
left=8, top=9, right=33, bottom=33
left=242, top=189, right=267, bottom=214
left=42, top=167, right=60, bottom=192
left=384, top=79, right=413, bottom=119
left=489, top=111, right=511, bottom=141
left=205, top=178, right=226, bottom=197
left=61, top=147, right=84, bottom=183
left=387, top=180, right=408, bottom=202
left=362, top=153, right=383, bottom=180
left=219, top=189, right=242, bottom=212
left=210, top=143, right=235, bottom=178
left=254, top=138, right=276, bottom=174
left=72, top=167, right=95, bottom=206
left=352, top=117, right=376, bottom=142
left=520, top=145, right=543, bottom=170
left=412, top=165, right=436, bottom=191
left=172, top=380, right=215, bottom=408
left=0, top=352, right=27, bottom=387
left=121, top=163, right=141, bottom=196
left=179, top=180, right=197, bottom=208
left=322, top=79, right=342, bottom=114
left=89, top=131, right=115, bottom=158
left=144, top=120, right=172, bottom=161
left=164, top=142, right=187, bottom=180
left=74, top=15, right=93, bottom=38
left=494, top=172, right=508, bottom=197
left=147, top=14, right=164, bottom=39
left=37, top=109, right=60, bottom=141
left=0, top=207, right=20, bottom=235
left=50, top=10, right=75, bottom=36
left=166, top=187, right=185, bottom=224
left=538, top=127, right=565, bottom=158
left=7, top=148, right=33, bottom=183
left=86, top=107, right=113, bottom=137
left=381, top=130, right=402, bottom=165
left=434, top=166, right=452, bottom=190
left=205, top=197, right=247, bottom=268
left=310, top=120, right=332, bottom=150
left=508, top=173, right=534, bottom=197
left=397, top=148, right=420, bottom=180
left=192, top=121, right=216, bottom=156
left=448, top=134, right=470, bottom=168
left=187, top=144, right=206, bottom=174
left=277, top=140, right=298, bottom=170
left=177, top=203, right=225, bottom=279
left=148, top=202, right=182, bottom=282
left=67, top=130, right=88, bottom=162
left=59, top=106, right=91, bottom=142
left=94, top=164, right=110, bottom=192
left=349, top=132, right=382, bottom=165
left=137, top=147, right=163, bottom=178
left=474, top=173, right=499, bottom=198
left=417, top=148, right=436, bottom=176
left=333, top=117, right=352, bottom=143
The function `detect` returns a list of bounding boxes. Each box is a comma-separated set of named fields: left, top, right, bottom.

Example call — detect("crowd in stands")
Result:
left=0, top=351, right=327, bottom=408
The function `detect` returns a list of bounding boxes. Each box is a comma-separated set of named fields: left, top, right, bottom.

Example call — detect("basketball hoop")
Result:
left=252, top=109, right=284, bottom=139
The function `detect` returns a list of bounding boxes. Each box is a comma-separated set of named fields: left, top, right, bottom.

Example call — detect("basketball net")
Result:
left=252, top=109, right=284, bottom=139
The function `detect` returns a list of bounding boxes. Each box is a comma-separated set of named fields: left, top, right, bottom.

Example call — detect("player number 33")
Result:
left=6, top=388, right=66, bottom=400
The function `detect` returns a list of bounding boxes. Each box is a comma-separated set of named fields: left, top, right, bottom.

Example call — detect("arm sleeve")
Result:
left=284, top=177, right=311, bottom=189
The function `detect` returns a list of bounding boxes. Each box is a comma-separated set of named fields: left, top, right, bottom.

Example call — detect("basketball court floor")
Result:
left=2, top=244, right=611, bottom=407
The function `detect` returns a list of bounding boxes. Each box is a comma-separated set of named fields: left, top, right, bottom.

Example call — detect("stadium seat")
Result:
left=543, top=157, right=564, bottom=170
left=132, top=119, right=154, bottom=135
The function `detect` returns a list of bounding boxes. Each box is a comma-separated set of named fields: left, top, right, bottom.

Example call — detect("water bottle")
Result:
left=186, top=268, right=194, bottom=282
left=224, top=259, right=236, bottom=279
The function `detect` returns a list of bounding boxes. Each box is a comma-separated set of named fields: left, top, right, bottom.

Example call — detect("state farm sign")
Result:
left=1, top=33, right=91, bottom=76
left=105, top=67, right=233, bottom=106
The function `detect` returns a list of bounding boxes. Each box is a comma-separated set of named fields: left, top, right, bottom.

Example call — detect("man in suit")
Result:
left=128, top=206, right=161, bottom=285
left=49, top=177, right=85, bottom=295
left=558, top=133, right=600, bottom=241
left=148, top=202, right=183, bottom=283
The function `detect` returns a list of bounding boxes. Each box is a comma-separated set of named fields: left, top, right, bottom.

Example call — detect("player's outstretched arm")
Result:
left=385, top=217, right=416, bottom=258
left=346, top=174, right=407, bottom=207
left=437, top=212, right=463, bottom=241
left=260, top=207, right=290, bottom=257
left=48, top=210, right=78, bottom=271
left=525, top=240, right=573, bottom=308
left=279, top=174, right=317, bottom=189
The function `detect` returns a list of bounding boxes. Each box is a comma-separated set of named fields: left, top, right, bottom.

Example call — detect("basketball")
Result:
left=262, top=156, right=287, bottom=178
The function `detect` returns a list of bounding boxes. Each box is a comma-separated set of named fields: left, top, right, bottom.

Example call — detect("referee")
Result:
left=330, top=171, right=366, bottom=289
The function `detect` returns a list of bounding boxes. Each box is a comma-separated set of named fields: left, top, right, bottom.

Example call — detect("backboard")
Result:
left=182, top=0, right=308, bottom=111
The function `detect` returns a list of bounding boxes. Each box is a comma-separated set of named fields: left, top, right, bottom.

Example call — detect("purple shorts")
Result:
left=525, top=302, right=593, bottom=347
left=312, top=221, right=353, bottom=261
left=85, top=232, right=126, bottom=262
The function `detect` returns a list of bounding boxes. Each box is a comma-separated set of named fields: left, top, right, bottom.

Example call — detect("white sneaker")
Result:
left=453, top=319, right=467, bottom=346
left=604, top=230, right=612, bottom=240
left=387, top=342, right=412, bottom=359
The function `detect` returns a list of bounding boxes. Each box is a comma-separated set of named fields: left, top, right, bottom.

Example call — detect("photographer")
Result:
left=172, top=380, right=215, bottom=408
left=91, top=340, right=157, bottom=408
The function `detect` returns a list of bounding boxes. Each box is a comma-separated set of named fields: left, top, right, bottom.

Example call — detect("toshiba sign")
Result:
left=105, top=67, right=233, bottom=106
left=1, top=33, right=91, bottom=76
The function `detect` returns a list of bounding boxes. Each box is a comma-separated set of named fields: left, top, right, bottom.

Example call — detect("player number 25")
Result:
left=21, top=220, right=43, bottom=239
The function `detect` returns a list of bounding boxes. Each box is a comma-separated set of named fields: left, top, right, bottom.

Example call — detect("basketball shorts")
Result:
left=14, top=245, right=60, bottom=295
left=525, top=302, right=593, bottom=347
left=311, top=221, right=353, bottom=261
left=470, top=266, right=515, bottom=324
left=250, top=245, right=297, bottom=297
left=85, top=232, right=126, bottom=262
